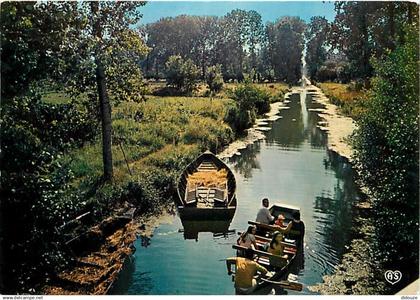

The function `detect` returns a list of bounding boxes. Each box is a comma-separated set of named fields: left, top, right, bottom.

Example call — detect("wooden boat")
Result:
left=230, top=204, right=303, bottom=294
left=249, top=203, right=303, bottom=241
left=176, top=151, right=237, bottom=220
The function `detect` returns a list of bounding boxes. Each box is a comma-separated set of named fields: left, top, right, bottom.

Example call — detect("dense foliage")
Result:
left=305, top=2, right=418, bottom=83
left=1, top=93, right=97, bottom=292
left=352, top=26, right=419, bottom=288
left=142, top=11, right=304, bottom=84
left=165, top=55, right=200, bottom=94
left=225, top=83, right=271, bottom=132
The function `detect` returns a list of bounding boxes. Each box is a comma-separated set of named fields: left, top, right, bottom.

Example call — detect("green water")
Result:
left=111, top=91, right=360, bottom=295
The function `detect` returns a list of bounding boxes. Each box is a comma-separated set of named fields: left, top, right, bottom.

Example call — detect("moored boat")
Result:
left=176, top=151, right=237, bottom=220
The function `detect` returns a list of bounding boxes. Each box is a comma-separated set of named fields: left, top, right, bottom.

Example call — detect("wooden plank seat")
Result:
left=197, top=161, right=217, bottom=172
left=185, top=189, right=197, bottom=205
left=232, top=245, right=288, bottom=268
left=213, top=188, right=226, bottom=205
left=196, top=186, right=209, bottom=199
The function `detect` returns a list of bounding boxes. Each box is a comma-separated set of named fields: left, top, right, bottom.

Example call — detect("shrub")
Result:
left=352, top=27, right=418, bottom=286
left=165, top=55, right=200, bottom=94
left=231, top=82, right=271, bottom=115
left=206, top=64, right=224, bottom=95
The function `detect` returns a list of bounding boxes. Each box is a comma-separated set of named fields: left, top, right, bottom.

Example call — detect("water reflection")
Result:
left=228, top=142, right=261, bottom=179
left=265, top=94, right=305, bottom=147
left=179, top=218, right=235, bottom=241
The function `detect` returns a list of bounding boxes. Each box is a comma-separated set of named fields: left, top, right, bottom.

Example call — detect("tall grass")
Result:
left=63, top=96, right=235, bottom=212
left=318, top=82, right=368, bottom=119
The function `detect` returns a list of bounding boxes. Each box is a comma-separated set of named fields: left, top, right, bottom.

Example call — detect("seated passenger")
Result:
left=274, top=214, right=292, bottom=233
left=237, top=226, right=258, bottom=249
left=226, top=248, right=268, bottom=294
left=256, top=198, right=275, bottom=225
left=266, top=231, right=288, bottom=259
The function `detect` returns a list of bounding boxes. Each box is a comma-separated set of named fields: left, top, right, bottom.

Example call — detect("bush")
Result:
left=224, top=104, right=255, bottom=133
left=224, top=83, right=269, bottom=134
left=165, top=55, right=200, bottom=94
left=352, top=27, right=418, bottom=286
left=206, top=65, right=224, bottom=95
left=231, top=82, right=271, bottom=115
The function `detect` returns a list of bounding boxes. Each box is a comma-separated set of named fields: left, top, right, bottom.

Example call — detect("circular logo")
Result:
left=384, top=270, right=402, bottom=285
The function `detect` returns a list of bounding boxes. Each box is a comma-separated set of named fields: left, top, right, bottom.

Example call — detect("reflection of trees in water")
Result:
left=265, top=93, right=328, bottom=149
left=312, top=150, right=360, bottom=266
left=266, top=94, right=305, bottom=147
left=229, top=142, right=261, bottom=179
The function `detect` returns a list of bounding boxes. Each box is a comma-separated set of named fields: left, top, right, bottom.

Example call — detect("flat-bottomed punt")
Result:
left=176, top=151, right=237, bottom=220
left=230, top=204, right=303, bottom=294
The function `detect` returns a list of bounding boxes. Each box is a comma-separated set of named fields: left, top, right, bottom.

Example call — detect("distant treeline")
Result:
left=140, top=11, right=305, bottom=84
left=140, top=2, right=418, bottom=85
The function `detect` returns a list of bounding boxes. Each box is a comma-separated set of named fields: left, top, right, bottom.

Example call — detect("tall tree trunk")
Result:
left=91, top=2, right=113, bottom=181
left=388, top=3, right=396, bottom=50
left=201, top=47, right=206, bottom=80
left=359, top=4, right=371, bottom=80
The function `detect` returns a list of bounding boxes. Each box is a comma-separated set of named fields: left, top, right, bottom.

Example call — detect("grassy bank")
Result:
left=1, top=80, right=290, bottom=294
left=61, top=95, right=238, bottom=220
left=318, top=82, right=368, bottom=119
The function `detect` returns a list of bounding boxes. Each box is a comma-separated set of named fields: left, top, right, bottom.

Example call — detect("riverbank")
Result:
left=219, top=97, right=289, bottom=159
left=306, top=84, right=356, bottom=162
left=42, top=209, right=175, bottom=295
left=305, top=83, right=389, bottom=295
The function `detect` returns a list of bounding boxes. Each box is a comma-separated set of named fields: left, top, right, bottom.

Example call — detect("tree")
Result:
left=305, top=16, right=329, bottom=80
left=265, top=17, right=306, bottom=84
left=165, top=55, right=200, bottom=94
left=206, top=64, right=224, bottom=96
left=330, top=2, right=418, bottom=81
left=56, top=2, right=149, bottom=181
left=0, top=2, right=71, bottom=100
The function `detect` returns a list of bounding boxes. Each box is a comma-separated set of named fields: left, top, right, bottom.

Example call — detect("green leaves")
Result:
left=165, top=55, right=200, bottom=94
left=206, top=64, right=224, bottom=94
left=352, top=25, right=419, bottom=273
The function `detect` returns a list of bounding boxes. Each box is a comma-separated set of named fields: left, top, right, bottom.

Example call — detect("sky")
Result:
left=138, top=1, right=337, bottom=25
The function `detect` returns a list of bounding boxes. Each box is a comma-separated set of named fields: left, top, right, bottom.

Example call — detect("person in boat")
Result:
left=226, top=248, right=268, bottom=294
left=256, top=198, right=275, bottom=225
left=274, top=214, right=292, bottom=232
left=237, top=226, right=258, bottom=249
left=266, top=231, right=288, bottom=259
left=287, top=211, right=305, bottom=246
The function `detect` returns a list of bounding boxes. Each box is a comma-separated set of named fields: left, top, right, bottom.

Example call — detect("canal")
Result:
left=111, top=90, right=361, bottom=295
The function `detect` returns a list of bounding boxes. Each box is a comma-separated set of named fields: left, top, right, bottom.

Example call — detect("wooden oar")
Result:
left=260, top=278, right=303, bottom=291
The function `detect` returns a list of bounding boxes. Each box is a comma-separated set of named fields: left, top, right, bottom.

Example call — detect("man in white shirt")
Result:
left=256, top=198, right=275, bottom=224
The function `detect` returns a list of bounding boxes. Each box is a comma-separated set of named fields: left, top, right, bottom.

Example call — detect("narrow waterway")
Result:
left=111, top=90, right=360, bottom=295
